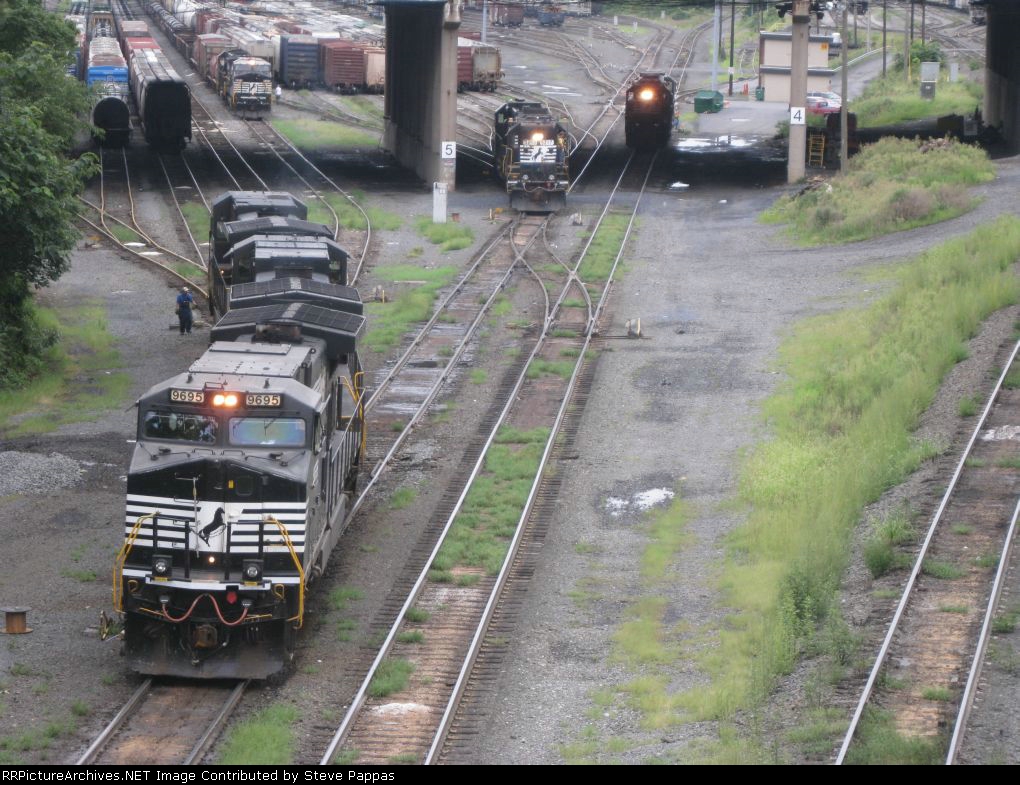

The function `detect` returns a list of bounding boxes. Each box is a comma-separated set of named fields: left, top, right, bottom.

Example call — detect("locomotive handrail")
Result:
left=262, top=516, right=305, bottom=627
left=113, top=512, right=157, bottom=612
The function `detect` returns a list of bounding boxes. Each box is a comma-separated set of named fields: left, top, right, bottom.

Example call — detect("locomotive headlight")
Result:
left=639, top=88, right=656, bottom=101
left=242, top=559, right=263, bottom=583
left=530, top=131, right=545, bottom=142
left=152, top=554, right=172, bottom=577
left=212, top=392, right=240, bottom=407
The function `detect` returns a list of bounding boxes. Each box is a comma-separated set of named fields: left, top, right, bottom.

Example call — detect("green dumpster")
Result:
left=694, top=89, right=725, bottom=114
left=755, top=85, right=765, bottom=101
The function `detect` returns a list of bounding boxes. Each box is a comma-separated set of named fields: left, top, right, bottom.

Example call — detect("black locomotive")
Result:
left=493, top=101, right=570, bottom=212
left=115, top=191, right=365, bottom=679
left=624, top=72, right=676, bottom=152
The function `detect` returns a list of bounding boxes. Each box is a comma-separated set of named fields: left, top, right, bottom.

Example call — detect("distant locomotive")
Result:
left=213, top=48, right=273, bottom=117
left=115, top=191, right=365, bottom=679
left=493, top=101, right=570, bottom=212
left=624, top=72, right=676, bottom=152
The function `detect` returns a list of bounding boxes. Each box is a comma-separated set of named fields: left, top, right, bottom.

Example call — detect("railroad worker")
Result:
left=275, top=84, right=282, bottom=102
left=176, top=286, right=195, bottom=335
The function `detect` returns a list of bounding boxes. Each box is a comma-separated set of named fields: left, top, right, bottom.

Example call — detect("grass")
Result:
left=578, top=213, right=632, bottom=281
left=217, top=703, right=298, bottom=765
left=958, top=396, right=979, bottom=416
left=432, top=426, right=550, bottom=575
left=304, top=191, right=402, bottom=232
left=363, top=264, right=458, bottom=354
left=179, top=201, right=210, bottom=245
left=389, top=486, right=417, bottom=510
left=526, top=359, right=574, bottom=380
left=923, top=560, right=966, bottom=579
left=844, top=708, right=944, bottom=764
left=333, top=749, right=359, bottom=765
left=995, top=457, right=1020, bottom=469
left=469, top=369, right=487, bottom=385
left=396, top=630, right=424, bottom=644
left=328, top=586, right=364, bottom=612
left=951, top=524, right=974, bottom=535
left=850, top=70, right=983, bottom=127
left=61, top=569, right=97, bottom=583
left=368, top=658, right=414, bottom=698
left=110, top=224, right=143, bottom=245
left=271, top=118, right=379, bottom=150
left=921, top=685, right=953, bottom=701
left=0, top=301, right=131, bottom=437
left=991, top=603, right=1020, bottom=633
left=786, top=707, right=847, bottom=759
left=619, top=217, right=1020, bottom=733
left=939, top=604, right=969, bottom=614
left=862, top=509, right=915, bottom=578
left=404, top=607, right=430, bottom=623
left=762, top=137, right=994, bottom=245
left=414, top=216, right=474, bottom=252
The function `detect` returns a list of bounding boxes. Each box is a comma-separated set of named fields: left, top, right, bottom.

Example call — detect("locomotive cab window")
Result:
left=143, top=410, right=218, bottom=443
left=228, top=417, right=307, bottom=447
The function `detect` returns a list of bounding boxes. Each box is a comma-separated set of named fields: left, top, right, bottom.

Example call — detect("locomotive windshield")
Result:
left=143, top=410, right=218, bottom=443
left=228, top=417, right=306, bottom=447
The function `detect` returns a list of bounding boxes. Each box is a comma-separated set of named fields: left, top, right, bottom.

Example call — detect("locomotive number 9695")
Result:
left=246, top=393, right=281, bottom=407
left=170, top=389, right=205, bottom=403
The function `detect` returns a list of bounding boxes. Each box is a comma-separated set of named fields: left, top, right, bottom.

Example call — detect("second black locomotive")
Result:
left=493, top=100, right=570, bottom=212
left=625, top=72, right=676, bottom=152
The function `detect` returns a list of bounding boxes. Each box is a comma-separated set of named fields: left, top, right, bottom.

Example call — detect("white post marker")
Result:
left=790, top=106, right=806, bottom=125
left=441, top=140, right=456, bottom=159
left=433, top=182, right=448, bottom=224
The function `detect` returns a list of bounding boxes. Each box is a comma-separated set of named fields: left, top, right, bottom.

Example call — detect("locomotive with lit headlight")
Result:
left=115, top=191, right=365, bottom=679
left=493, top=100, right=570, bottom=212
left=625, top=72, right=676, bottom=152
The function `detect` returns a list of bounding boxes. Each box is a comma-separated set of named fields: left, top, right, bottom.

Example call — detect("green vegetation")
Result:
left=786, top=707, right=847, bottom=759
left=414, top=216, right=474, bottom=252
left=923, top=560, right=966, bottom=579
left=363, top=264, right=457, bottom=353
left=762, top=137, right=994, bottom=245
left=921, top=685, right=953, bottom=701
left=995, top=457, right=1020, bottom=469
left=396, top=630, right=424, bottom=644
left=0, top=713, right=79, bottom=763
left=991, top=603, right=1020, bottom=634
left=851, top=60, right=983, bottom=128
left=578, top=213, right=633, bottom=281
left=526, top=359, right=574, bottom=380
left=0, top=2, right=98, bottom=392
left=110, top=224, right=143, bottom=245
left=217, top=703, right=299, bottom=765
left=389, top=486, right=417, bottom=510
left=951, top=524, right=974, bottom=535
left=958, top=395, right=979, bottom=417
left=328, top=586, right=364, bottom=612
left=305, top=191, right=402, bottom=232
left=61, top=569, right=97, bottom=583
left=433, top=426, right=549, bottom=575
left=844, top=708, right=944, bottom=764
left=469, top=369, right=487, bottom=385
left=271, top=118, right=379, bottom=150
left=862, top=509, right=915, bottom=578
left=368, top=658, right=414, bottom=698
left=404, top=607, right=430, bottom=623
left=939, top=605, right=968, bottom=614
left=594, top=218, right=1020, bottom=740
left=0, top=302, right=131, bottom=436
left=180, top=202, right=210, bottom=244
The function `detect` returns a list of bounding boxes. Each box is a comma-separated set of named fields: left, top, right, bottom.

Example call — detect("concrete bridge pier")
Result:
left=984, top=1, right=1020, bottom=153
left=382, top=0, right=459, bottom=188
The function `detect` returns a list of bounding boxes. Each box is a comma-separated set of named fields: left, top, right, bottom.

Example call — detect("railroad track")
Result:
left=76, top=679, right=248, bottom=765
left=837, top=341, right=1020, bottom=764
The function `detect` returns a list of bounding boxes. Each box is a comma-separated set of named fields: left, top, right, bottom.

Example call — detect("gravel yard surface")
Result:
left=2, top=9, right=1017, bottom=767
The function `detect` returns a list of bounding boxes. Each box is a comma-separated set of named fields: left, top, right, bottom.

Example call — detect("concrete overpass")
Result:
left=983, top=0, right=1020, bottom=151
left=377, top=0, right=460, bottom=188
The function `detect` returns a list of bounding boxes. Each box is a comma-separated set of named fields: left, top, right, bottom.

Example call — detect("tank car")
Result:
left=624, top=72, right=676, bottom=152
left=493, top=101, right=570, bottom=212
left=129, top=45, right=191, bottom=150
left=115, top=191, right=366, bottom=680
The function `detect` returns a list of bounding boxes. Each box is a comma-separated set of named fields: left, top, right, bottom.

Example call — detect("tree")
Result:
left=0, top=0, right=96, bottom=388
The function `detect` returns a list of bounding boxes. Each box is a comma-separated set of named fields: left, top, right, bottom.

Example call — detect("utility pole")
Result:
left=788, top=0, right=810, bottom=183
left=728, top=0, right=736, bottom=95
left=840, top=1, right=849, bottom=171
left=711, top=0, right=721, bottom=91
left=882, top=0, right=887, bottom=76
left=481, top=0, right=488, bottom=44
left=920, top=0, right=926, bottom=43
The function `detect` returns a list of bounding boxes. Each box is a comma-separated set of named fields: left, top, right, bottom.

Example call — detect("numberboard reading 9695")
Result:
left=169, top=389, right=282, bottom=407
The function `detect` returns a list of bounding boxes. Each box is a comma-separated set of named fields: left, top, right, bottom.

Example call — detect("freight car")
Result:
left=969, top=1, right=986, bottom=24
left=116, top=191, right=365, bottom=679
left=493, top=100, right=570, bottom=212
left=457, top=38, right=502, bottom=92
left=624, top=72, right=676, bottom=152
left=320, top=40, right=385, bottom=93
left=86, top=31, right=132, bottom=147
left=537, top=3, right=565, bottom=26
left=492, top=1, right=524, bottom=27
left=129, top=45, right=191, bottom=150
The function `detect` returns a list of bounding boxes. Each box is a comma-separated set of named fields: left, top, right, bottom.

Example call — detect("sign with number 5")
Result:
left=441, top=141, right=456, bottom=159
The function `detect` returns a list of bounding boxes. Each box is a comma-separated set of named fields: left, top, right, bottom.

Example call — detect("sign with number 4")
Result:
left=790, top=107, right=805, bottom=125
